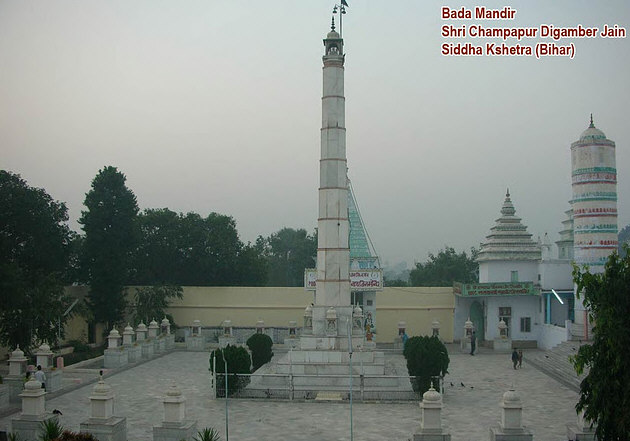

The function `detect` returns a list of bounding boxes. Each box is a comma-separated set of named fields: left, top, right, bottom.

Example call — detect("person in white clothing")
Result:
left=34, top=365, right=46, bottom=390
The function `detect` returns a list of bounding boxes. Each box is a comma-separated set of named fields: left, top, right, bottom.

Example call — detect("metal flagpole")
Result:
left=225, top=357, right=229, bottom=441
left=348, top=320, right=353, bottom=441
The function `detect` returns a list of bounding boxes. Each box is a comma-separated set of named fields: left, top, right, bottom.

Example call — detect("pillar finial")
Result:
left=589, top=113, right=594, bottom=128
left=331, top=16, right=335, bottom=31
left=506, top=188, right=510, bottom=198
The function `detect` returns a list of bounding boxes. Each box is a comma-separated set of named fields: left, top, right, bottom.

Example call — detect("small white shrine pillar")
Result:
left=303, top=304, right=313, bottom=335
left=5, top=346, right=29, bottom=403
left=325, top=307, right=338, bottom=337
left=35, top=343, right=53, bottom=369
left=122, top=324, right=134, bottom=346
left=136, top=322, right=148, bottom=342
left=161, top=317, right=171, bottom=335
left=123, top=323, right=141, bottom=363
left=461, top=318, right=473, bottom=353
left=288, top=320, right=297, bottom=337
left=397, top=321, right=407, bottom=336
left=9, top=346, right=28, bottom=376
left=186, top=320, right=205, bottom=351
left=153, top=382, right=197, bottom=441
left=256, top=319, right=265, bottom=334
left=104, top=328, right=128, bottom=368
left=148, top=319, right=159, bottom=339
left=432, top=319, right=441, bottom=337
left=191, top=320, right=202, bottom=336
left=413, top=386, right=451, bottom=440
left=80, top=375, right=127, bottom=441
left=490, top=390, right=533, bottom=441
left=352, top=305, right=363, bottom=336
left=11, top=376, right=56, bottom=441
left=494, top=319, right=512, bottom=353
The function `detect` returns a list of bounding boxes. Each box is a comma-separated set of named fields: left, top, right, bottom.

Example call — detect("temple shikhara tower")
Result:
left=571, top=116, right=618, bottom=337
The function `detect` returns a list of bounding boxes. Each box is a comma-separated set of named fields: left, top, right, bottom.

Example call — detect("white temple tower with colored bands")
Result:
left=571, top=115, right=618, bottom=271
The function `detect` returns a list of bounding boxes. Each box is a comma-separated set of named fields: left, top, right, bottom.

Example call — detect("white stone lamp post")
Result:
left=148, top=319, right=159, bottom=339
left=397, top=321, right=406, bottom=336
left=303, top=304, right=313, bottom=335
left=432, top=319, right=441, bottom=338
left=80, top=375, right=127, bottom=441
left=223, top=320, right=233, bottom=337
left=461, top=318, right=473, bottom=353
left=136, top=322, right=148, bottom=342
left=414, top=386, right=450, bottom=440
left=256, top=319, right=265, bottom=334
left=218, top=320, right=236, bottom=348
left=494, top=319, right=512, bottom=353
left=35, top=343, right=53, bottom=369
left=325, top=307, right=338, bottom=337
left=490, top=390, right=532, bottom=441
left=123, top=324, right=141, bottom=363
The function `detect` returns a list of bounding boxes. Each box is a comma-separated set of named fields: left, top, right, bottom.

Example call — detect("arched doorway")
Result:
left=470, top=301, right=485, bottom=342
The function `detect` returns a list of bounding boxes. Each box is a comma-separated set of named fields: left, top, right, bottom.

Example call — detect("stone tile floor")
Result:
left=0, top=347, right=579, bottom=441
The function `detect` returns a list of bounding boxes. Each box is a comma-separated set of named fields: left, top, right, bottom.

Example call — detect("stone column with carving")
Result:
left=218, top=320, right=237, bottom=348
left=161, top=317, right=175, bottom=350
left=80, top=375, right=127, bottom=441
left=137, top=322, right=153, bottom=359
left=123, top=324, right=141, bottom=363
left=153, top=382, right=197, bottom=441
left=186, top=320, right=205, bottom=351
left=494, top=319, right=512, bottom=353
left=461, top=318, right=473, bottom=353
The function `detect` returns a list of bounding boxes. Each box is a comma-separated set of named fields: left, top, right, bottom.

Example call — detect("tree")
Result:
left=263, top=228, right=317, bottom=287
left=409, top=246, right=478, bottom=286
left=80, top=166, right=139, bottom=327
left=571, top=247, right=630, bottom=440
left=246, top=333, right=274, bottom=371
left=0, top=171, right=73, bottom=351
left=130, top=208, right=267, bottom=286
left=403, top=335, right=449, bottom=394
left=129, top=285, right=183, bottom=326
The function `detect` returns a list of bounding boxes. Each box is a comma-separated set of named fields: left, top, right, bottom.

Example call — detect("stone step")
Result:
left=526, top=341, right=587, bottom=392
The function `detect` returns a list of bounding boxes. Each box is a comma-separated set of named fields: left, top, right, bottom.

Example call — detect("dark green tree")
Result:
left=409, top=246, right=478, bottom=286
left=209, top=345, right=251, bottom=396
left=0, top=171, right=73, bottom=351
left=246, top=333, right=274, bottom=371
left=80, top=166, right=139, bottom=327
left=130, top=208, right=267, bottom=286
left=263, top=227, right=317, bottom=287
left=403, top=335, right=450, bottom=394
left=571, top=247, right=630, bottom=440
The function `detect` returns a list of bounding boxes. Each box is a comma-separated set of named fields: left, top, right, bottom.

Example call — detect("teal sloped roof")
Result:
left=348, top=184, right=374, bottom=259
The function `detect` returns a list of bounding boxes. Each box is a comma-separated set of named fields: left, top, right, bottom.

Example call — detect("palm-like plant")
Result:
left=39, top=418, right=64, bottom=441
left=193, top=427, right=221, bottom=441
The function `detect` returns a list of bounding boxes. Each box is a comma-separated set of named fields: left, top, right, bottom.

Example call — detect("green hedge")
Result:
left=246, top=333, right=273, bottom=371
left=210, top=345, right=251, bottom=396
left=403, top=335, right=449, bottom=395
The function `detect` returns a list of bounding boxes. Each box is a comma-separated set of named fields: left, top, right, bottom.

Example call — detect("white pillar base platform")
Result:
left=153, top=420, right=197, bottom=441
left=80, top=416, right=127, bottom=441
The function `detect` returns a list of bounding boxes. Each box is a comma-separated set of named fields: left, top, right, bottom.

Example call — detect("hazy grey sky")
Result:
left=1, top=1, right=629, bottom=267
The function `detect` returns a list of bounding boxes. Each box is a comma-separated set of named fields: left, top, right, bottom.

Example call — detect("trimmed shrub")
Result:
left=403, top=335, right=449, bottom=395
left=246, top=333, right=273, bottom=371
left=209, top=345, right=251, bottom=396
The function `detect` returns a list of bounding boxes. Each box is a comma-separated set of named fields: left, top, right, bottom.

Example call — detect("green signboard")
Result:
left=453, top=281, right=538, bottom=297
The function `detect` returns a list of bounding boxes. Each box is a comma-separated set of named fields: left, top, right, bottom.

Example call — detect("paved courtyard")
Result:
left=1, top=347, right=579, bottom=441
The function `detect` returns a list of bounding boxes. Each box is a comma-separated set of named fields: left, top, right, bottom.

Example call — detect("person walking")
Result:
left=518, top=349, right=523, bottom=368
left=511, top=349, right=519, bottom=370
left=470, top=331, right=476, bottom=355
left=34, top=365, right=46, bottom=390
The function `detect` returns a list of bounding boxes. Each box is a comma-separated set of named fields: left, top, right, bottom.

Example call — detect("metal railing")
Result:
left=213, top=372, right=443, bottom=401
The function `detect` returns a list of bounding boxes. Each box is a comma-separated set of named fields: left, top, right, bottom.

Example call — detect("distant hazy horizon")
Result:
left=2, top=1, right=628, bottom=267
